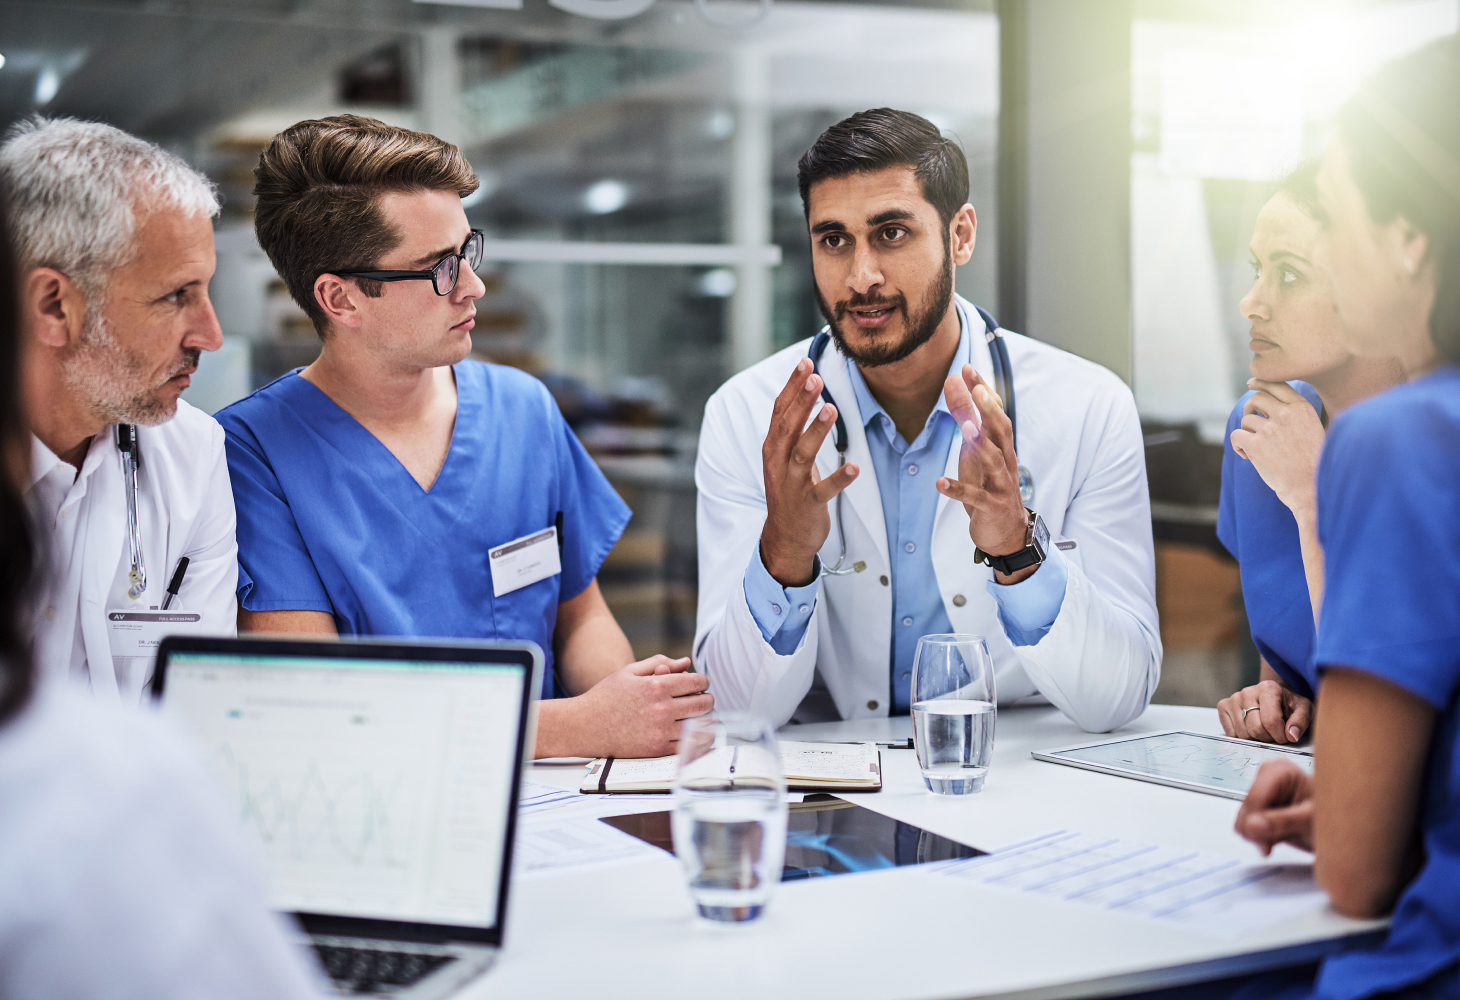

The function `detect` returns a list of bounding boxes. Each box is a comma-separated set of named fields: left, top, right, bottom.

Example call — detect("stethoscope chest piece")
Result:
left=1017, top=465, right=1035, bottom=506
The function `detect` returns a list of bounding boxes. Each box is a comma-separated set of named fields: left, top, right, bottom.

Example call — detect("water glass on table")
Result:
left=671, top=713, right=788, bottom=923
left=911, top=633, right=997, bottom=795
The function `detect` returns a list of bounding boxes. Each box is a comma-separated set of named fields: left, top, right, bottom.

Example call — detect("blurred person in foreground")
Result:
left=1196, top=34, right=1460, bottom=1000
left=0, top=186, right=321, bottom=998
left=0, top=118, right=238, bottom=703
left=1214, top=162, right=1405, bottom=745
left=216, top=116, right=710, bottom=759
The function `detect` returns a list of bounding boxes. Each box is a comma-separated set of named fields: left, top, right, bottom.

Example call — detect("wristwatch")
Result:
left=974, top=508, right=1049, bottom=576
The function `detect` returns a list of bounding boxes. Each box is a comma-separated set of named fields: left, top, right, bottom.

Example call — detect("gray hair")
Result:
left=0, top=117, right=219, bottom=306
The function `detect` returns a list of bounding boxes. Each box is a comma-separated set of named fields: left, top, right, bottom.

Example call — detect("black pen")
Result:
left=161, top=557, right=190, bottom=610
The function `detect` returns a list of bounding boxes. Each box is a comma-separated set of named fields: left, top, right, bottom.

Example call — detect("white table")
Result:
left=471, top=704, right=1382, bottom=999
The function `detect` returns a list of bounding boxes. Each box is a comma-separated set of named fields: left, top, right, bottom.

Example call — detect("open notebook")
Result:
left=580, top=742, right=882, bottom=793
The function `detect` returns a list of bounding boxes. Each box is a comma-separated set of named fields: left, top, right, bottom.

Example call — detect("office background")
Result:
left=3, top=0, right=1453, bottom=705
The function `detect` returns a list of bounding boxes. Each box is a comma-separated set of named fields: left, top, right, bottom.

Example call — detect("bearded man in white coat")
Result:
left=694, top=109, right=1160, bottom=733
left=3, top=118, right=237, bottom=701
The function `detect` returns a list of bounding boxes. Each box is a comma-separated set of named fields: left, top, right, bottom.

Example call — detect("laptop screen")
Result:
left=159, top=649, right=528, bottom=932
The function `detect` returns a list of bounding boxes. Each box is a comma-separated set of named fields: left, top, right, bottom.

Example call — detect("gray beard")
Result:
left=58, top=309, right=196, bottom=427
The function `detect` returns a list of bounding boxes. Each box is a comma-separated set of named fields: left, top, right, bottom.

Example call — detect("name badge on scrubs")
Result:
left=106, top=610, right=204, bottom=657
left=489, top=527, right=562, bottom=598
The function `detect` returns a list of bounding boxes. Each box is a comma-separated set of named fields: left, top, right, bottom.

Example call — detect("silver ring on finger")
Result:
left=1240, top=705, right=1259, bottom=719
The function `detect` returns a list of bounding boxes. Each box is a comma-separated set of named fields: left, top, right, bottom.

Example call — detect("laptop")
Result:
left=151, top=635, right=542, bottom=998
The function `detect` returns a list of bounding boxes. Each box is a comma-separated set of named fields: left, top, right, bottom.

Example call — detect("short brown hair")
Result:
left=253, top=114, right=478, bottom=337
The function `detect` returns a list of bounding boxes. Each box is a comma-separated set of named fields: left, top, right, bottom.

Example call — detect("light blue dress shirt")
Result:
left=743, top=308, right=1068, bottom=711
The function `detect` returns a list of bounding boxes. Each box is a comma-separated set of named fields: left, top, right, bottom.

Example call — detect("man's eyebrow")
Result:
left=810, top=218, right=847, bottom=235
left=867, top=208, right=915, bottom=226
left=409, top=243, right=460, bottom=268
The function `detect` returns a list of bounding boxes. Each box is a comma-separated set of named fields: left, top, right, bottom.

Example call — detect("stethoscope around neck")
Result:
left=807, top=301, right=1033, bottom=578
left=116, top=423, right=146, bottom=600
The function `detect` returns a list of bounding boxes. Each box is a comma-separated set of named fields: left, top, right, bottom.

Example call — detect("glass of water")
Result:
left=911, top=634, right=997, bottom=794
left=671, top=713, right=787, bottom=923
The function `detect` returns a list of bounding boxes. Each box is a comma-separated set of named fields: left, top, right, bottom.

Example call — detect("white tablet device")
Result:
left=1032, top=731, right=1314, bottom=800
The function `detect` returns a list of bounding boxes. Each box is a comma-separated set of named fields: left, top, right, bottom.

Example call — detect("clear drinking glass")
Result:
left=671, top=713, right=788, bottom=922
left=910, top=634, right=997, bottom=794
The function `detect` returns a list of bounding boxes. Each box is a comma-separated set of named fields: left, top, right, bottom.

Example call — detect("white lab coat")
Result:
left=694, top=296, right=1161, bottom=733
left=26, top=399, right=238, bottom=703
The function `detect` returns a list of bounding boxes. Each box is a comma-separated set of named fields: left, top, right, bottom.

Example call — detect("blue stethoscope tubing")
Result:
left=807, top=302, right=1030, bottom=578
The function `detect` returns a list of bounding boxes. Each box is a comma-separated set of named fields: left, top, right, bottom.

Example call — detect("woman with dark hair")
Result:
left=1232, top=32, right=1460, bottom=1000
left=0, top=193, right=319, bottom=995
left=1214, top=162, right=1404, bottom=745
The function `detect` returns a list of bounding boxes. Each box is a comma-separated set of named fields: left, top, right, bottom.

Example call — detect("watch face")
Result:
left=1030, top=512, right=1049, bottom=553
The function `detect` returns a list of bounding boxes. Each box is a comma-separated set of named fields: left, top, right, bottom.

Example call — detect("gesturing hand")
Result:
left=1230, top=379, right=1325, bottom=518
left=572, top=655, right=713, bottom=759
left=1234, top=759, right=1315, bottom=856
left=935, top=364, right=1034, bottom=583
left=759, top=357, right=859, bottom=587
left=1218, top=679, right=1314, bottom=744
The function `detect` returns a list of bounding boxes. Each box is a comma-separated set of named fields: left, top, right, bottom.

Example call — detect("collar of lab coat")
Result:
left=815, top=294, right=996, bottom=570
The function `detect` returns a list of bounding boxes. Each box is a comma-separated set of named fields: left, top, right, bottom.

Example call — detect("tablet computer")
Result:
left=1032, top=731, right=1314, bottom=800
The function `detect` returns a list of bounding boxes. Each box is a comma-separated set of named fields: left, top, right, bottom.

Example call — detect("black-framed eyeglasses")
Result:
left=332, top=229, right=485, bottom=296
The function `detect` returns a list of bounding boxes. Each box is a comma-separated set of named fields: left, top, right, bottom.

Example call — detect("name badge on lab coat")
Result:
left=489, top=527, right=562, bottom=598
left=106, top=610, right=204, bottom=657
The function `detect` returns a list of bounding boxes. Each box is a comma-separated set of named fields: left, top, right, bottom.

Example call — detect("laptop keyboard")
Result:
left=313, top=943, right=456, bottom=994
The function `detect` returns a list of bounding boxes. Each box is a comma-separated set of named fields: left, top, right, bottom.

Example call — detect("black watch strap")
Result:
left=975, top=509, right=1048, bottom=575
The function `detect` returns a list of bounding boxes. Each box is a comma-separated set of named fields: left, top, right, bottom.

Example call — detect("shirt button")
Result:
left=44, top=606, right=56, bottom=620
left=867, top=700, right=879, bottom=711
left=907, top=463, right=918, bottom=475
left=902, top=616, right=913, bottom=626
left=952, top=594, right=967, bottom=607
left=799, top=604, right=809, bottom=614
left=904, top=542, right=915, bottom=553
left=59, top=509, right=70, bottom=519
left=879, top=575, right=889, bottom=586
left=771, top=603, right=782, bottom=615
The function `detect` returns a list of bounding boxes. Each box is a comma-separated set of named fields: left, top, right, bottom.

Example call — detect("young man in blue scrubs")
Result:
left=216, top=115, right=712, bottom=759
left=1232, top=36, right=1460, bottom=1000
left=1214, top=163, right=1403, bottom=745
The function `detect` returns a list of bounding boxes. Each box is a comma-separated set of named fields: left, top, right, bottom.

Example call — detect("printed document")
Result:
left=934, top=829, right=1328, bottom=939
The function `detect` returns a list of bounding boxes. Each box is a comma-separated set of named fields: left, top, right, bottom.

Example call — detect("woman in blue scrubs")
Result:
left=1234, top=34, right=1460, bottom=1000
left=1215, top=163, right=1403, bottom=745
left=220, top=116, right=713, bottom=760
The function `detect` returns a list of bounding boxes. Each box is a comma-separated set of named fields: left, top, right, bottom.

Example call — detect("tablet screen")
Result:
left=1045, top=732, right=1313, bottom=796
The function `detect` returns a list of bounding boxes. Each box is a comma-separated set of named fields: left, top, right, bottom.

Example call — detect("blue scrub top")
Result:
left=216, top=361, right=631, bottom=699
left=1311, top=366, right=1460, bottom=1000
left=1216, top=382, right=1322, bottom=699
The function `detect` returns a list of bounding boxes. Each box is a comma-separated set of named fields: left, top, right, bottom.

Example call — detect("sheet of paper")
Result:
left=780, top=742, right=877, bottom=781
left=520, top=779, right=584, bottom=812
left=933, top=830, right=1329, bottom=939
left=514, top=815, right=671, bottom=881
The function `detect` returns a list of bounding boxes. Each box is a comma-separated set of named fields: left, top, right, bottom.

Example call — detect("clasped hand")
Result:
left=935, top=364, right=1036, bottom=583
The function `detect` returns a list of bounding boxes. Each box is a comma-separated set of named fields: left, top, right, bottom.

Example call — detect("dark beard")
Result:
left=816, top=253, right=955, bottom=369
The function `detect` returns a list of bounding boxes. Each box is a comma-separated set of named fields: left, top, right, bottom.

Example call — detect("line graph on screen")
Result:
left=212, top=744, right=417, bottom=869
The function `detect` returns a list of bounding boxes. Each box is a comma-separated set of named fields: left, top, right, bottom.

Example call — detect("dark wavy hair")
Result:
left=0, top=187, right=35, bottom=726
left=1338, top=34, right=1460, bottom=363
left=797, top=108, right=970, bottom=228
